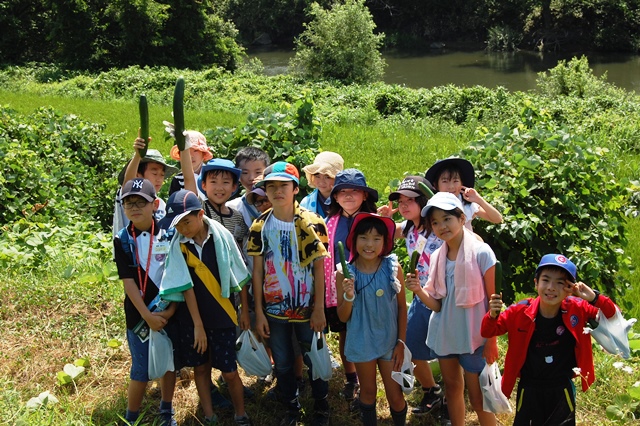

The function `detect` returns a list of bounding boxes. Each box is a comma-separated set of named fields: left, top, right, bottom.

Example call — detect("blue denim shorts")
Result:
left=436, top=345, right=486, bottom=374
left=405, top=298, right=436, bottom=361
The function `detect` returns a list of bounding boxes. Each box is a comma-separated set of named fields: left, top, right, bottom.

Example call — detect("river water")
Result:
left=248, top=48, right=640, bottom=93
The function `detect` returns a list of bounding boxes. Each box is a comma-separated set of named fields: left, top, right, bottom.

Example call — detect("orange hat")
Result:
left=170, top=130, right=213, bottom=162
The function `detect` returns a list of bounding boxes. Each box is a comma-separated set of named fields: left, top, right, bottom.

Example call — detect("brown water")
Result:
left=248, top=48, right=640, bottom=93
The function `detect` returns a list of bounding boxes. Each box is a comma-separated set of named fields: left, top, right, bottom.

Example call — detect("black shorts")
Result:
left=325, top=306, right=347, bottom=333
left=513, top=380, right=576, bottom=426
left=174, top=326, right=238, bottom=373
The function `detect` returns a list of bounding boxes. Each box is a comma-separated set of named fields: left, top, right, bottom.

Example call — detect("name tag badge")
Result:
left=415, top=234, right=428, bottom=255
left=153, top=242, right=170, bottom=254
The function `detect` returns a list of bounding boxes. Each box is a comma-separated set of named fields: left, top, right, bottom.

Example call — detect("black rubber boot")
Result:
left=359, top=401, right=377, bottom=426
left=390, top=402, right=408, bottom=426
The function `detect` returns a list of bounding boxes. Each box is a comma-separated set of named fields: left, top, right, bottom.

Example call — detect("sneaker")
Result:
left=342, top=381, right=359, bottom=402
left=311, top=398, right=331, bottom=426
left=211, top=386, right=233, bottom=410
left=411, top=386, right=443, bottom=416
left=158, top=408, right=178, bottom=426
left=259, top=372, right=274, bottom=385
left=205, top=414, right=219, bottom=426
left=234, top=414, right=252, bottom=425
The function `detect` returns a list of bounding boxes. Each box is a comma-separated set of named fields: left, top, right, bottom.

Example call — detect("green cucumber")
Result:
left=173, top=76, right=186, bottom=151
left=495, top=260, right=503, bottom=294
left=418, top=181, right=435, bottom=199
left=138, top=94, right=149, bottom=158
left=409, top=250, right=420, bottom=272
left=337, top=241, right=351, bottom=279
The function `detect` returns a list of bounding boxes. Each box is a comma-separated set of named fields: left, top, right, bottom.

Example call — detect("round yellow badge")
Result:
left=376, top=289, right=384, bottom=297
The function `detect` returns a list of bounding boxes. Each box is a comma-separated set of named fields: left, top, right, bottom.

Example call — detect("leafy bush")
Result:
left=486, top=25, right=522, bottom=52
left=0, top=106, right=127, bottom=229
left=205, top=93, right=321, bottom=197
left=290, top=0, right=386, bottom=84
left=536, top=56, right=619, bottom=99
left=463, top=101, right=632, bottom=306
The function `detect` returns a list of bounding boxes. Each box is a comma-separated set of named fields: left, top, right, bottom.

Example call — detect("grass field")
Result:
left=1, top=88, right=639, bottom=425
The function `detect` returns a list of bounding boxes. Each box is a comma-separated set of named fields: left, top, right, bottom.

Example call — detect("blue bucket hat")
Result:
left=325, top=168, right=378, bottom=204
left=197, top=158, right=242, bottom=195
left=535, top=254, right=577, bottom=282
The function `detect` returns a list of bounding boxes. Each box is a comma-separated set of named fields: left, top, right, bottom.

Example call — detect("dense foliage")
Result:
left=0, top=0, right=244, bottom=70
left=289, top=0, right=386, bottom=84
left=463, top=103, right=632, bottom=306
left=0, top=107, right=126, bottom=229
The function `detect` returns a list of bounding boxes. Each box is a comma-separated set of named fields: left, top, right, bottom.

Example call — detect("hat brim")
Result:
left=170, top=145, right=214, bottom=162
left=327, top=184, right=379, bottom=204
left=246, top=188, right=267, bottom=205
left=535, top=261, right=577, bottom=282
left=119, top=190, right=155, bottom=203
left=118, top=159, right=179, bottom=185
left=389, top=189, right=422, bottom=201
left=346, top=213, right=396, bottom=260
left=255, top=174, right=300, bottom=188
left=425, top=158, right=475, bottom=189
left=158, top=211, right=191, bottom=230
left=421, top=197, right=463, bottom=217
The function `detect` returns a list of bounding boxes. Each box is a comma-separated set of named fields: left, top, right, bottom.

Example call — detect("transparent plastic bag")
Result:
left=148, top=329, right=174, bottom=380
left=585, top=307, right=637, bottom=359
left=479, top=362, right=512, bottom=414
left=309, top=332, right=332, bottom=381
left=391, top=340, right=415, bottom=394
left=236, top=330, right=272, bottom=377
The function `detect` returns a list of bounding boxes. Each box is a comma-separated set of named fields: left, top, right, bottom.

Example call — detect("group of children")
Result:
left=114, top=127, right=619, bottom=426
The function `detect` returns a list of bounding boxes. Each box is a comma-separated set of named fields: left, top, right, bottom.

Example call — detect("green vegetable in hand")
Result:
left=138, top=94, right=149, bottom=157
left=495, top=260, right=503, bottom=294
left=173, top=77, right=186, bottom=151
left=409, top=250, right=420, bottom=272
left=418, top=182, right=435, bottom=199
left=337, top=241, right=351, bottom=279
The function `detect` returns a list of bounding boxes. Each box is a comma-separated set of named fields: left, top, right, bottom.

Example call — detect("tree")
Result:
left=289, top=0, right=386, bottom=84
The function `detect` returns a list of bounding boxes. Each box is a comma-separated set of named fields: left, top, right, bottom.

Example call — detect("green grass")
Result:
left=1, top=87, right=639, bottom=424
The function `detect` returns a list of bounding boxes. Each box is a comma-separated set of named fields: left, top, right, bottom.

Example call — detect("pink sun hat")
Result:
left=170, top=130, right=214, bottom=162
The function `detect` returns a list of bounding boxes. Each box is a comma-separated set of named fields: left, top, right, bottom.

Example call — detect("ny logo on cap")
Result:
left=132, top=179, right=144, bottom=189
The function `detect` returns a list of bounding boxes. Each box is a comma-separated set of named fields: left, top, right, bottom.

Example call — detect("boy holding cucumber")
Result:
left=247, top=162, right=331, bottom=426
left=481, top=254, right=617, bottom=426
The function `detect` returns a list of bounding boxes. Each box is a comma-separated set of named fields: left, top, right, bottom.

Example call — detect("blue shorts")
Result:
left=436, top=345, right=485, bottom=374
left=176, top=326, right=238, bottom=373
left=127, top=329, right=151, bottom=382
left=405, top=298, right=436, bottom=361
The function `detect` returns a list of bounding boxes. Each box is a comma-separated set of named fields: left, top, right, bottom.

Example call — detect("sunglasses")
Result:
left=253, top=198, right=270, bottom=207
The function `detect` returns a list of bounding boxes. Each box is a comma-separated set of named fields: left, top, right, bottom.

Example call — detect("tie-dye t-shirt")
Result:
left=262, top=216, right=316, bottom=322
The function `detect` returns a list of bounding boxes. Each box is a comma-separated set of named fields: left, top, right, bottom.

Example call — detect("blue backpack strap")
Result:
left=117, top=227, right=138, bottom=267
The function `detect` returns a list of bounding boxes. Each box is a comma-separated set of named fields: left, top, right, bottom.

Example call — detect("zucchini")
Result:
left=173, top=76, right=186, bottom=151
left=409, top=250, right=420, bottom=272
left=418, top=181, right=435, bottom=199
left=337, top=241, right=351, bottom=279
left=138, top=94, right=149, bottom=158
left=495, top=260, right=503, bottom=294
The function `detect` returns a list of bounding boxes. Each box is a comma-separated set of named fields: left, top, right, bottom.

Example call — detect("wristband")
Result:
left=397, top=339, right=405, bottom=345
left=589, top=290, right=600, bottom=306
left=343, top=292, right=355, bottom=302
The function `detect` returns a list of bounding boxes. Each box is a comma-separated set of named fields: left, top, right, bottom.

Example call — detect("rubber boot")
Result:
left=359, top=401, right=377, bottom=426
left=390, top=402, right=408, bottom=426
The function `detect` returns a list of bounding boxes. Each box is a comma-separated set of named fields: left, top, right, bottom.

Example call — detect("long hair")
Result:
left=402, top=194, right=429, bottom=237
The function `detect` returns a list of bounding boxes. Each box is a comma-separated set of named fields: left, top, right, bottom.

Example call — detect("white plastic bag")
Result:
left=479, top=362, right=512, bottom=414
left=391, top=340, right=416, bottom=394
left=585, top=307, right=637, bottom=359
left=309, top=332, right=333, bottom=381
left=148, top=329, right=174, bottom=380
left=236, top=330, right=272, bottom=377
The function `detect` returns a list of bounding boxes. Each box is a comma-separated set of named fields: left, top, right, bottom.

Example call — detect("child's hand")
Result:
left=255, top=311, right=270, bottom=339
left=489, top=293, right=503, bottom=318
left=405, top=271, right=421, bottom=294
left=310, top=308, right=326, bottom=332
left=376, top=201, right=398, bottom=218
left=461, top=186, right=483, bottom=204
left=483, top=336, right=499, bottom=364
left=193, top=324, right=207, bottom=354
left=342, top=278, right=355, bottom=300
left=392, top=341, right=404, bottom=371
left=145, top=312, right=168, bottom=331
left=569, top=280, right=597, bottom=302
left=239, top=308, right=251, bottom=331
left=132, top=137, right=148, bottom=157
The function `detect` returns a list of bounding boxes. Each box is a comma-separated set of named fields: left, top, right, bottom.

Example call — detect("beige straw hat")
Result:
left=302, top=151, right=344, bottom=187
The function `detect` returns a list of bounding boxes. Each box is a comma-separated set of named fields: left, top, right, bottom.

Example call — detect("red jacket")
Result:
left=480, top=294, right=616, bottom=397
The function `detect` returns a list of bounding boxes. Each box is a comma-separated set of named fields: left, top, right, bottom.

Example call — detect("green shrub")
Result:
left=486, top=25, right=522, bottom=52
left=462, top=101, right=632, bottom=307
left=289, top=0, right=386, bottom=84
left=0, top=106, right=127, bottom=229
left=536, top=56, right=619, bottom=99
